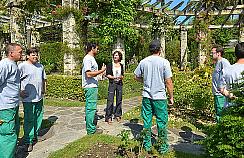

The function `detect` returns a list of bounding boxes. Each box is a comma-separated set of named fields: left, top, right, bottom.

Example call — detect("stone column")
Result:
left=62, top=0, right=79, bottom=75
left=9, top=3, right=24, bottom=45
left=198, top=31, right=207, bottom=66
left=160, top=32, right=166, bottom=58
left=180, top=26, right=187, bottom=69
left=113, top=37, right=125, bottom=70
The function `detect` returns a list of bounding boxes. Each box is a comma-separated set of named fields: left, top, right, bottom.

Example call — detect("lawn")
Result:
left=48, top=134, right=205, bottom=158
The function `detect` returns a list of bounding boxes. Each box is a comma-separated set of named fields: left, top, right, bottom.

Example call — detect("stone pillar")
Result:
left=160, top=32, right=166, bottom=58
left=198, top=31, right=207, bottom=66
left=62, top=0, right=79, bottom=75
left=27, top=27, right=40, bottom=48
left=240, top=25, right=244, bottom=42
left=113, top=37, right=125, bottom=70
left=9, top=4, right=24, bottom=45
left=180, top=26, right=187, bottom=69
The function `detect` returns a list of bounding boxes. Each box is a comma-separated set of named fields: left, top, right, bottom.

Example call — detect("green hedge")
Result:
left=46, top=73, right=142, bottom=102
left=204, top=106, right=244, bottom=158
left=173, top=67, right=213, bottom=113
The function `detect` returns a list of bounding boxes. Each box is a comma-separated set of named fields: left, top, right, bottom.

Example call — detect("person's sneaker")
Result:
left=95, top=128, right=103, bottom=134
left=24, top=144, right=33, bottom=152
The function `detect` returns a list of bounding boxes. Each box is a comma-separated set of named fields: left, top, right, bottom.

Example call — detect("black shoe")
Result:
left=24, top=144, right=33, bottom=152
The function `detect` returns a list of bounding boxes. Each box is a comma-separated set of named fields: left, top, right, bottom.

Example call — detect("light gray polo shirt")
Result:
left=18, top=61, right=47, bottom=102
left=220, top=63, right=244, bottom=107
left=0, top=58, right=20, bottom=110
left=82, top=54, right=98, bottom=88
left=212, top=58, right=230, bottom=95
left=134, top=55, right=172, bottom=100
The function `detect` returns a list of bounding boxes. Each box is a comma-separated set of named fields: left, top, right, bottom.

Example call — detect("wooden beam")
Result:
left=221, top=3, right=238, bottom=26
left=171, top=1, right=184, bottom=11
left=159, top=0, right=173, bottom=11
left=179, top=16, right=191, bottom=25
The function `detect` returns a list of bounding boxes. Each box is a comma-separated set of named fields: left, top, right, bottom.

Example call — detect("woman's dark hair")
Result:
left=212, top=45, right=224, bottom=56
left=86, top=43, right=98, bottom=53
left=26, top=47, right=39, bottom=55
left=235, top=42, right=244, bottom=59
left=113, top=51, right=122, bottom=62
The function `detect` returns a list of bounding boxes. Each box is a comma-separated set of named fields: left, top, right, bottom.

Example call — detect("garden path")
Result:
left=16, top=97, right=205, bottom=158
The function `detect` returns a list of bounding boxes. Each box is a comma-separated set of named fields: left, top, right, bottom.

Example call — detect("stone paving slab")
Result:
left=17, top=97, right=204, bottom=158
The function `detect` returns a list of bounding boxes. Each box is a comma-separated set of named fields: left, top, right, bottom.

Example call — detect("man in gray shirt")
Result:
left=0, top=43, right=22, bottom=158
left=211, top=45, right=230, bottom=122
left=19, top=47, right=47, bottom=152
left=134, top=39, right=173, bottom=154
left=220, top=42, right=244, bottom=107
left=82, top=43, right=106, bottom=135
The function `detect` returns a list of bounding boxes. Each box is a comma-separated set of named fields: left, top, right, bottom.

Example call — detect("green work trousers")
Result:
left=23, top=99, right=44, bottom=144
left=0, top=106, right=20, bottom=158
left=141, top=97, right=169, bottom=153
left=214, top=95, right=225, bottom=123
left=85, top=88, right=98, bottom=135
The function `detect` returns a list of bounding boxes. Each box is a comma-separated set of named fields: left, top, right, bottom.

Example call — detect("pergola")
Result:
left=0, top=0, right=243, bottom=73
left=137, top=0, right=244, bottom=68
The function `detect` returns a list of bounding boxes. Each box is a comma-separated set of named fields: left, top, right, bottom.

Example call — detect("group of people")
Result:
left=0, top=43, right=46, bottom=158
left=82, top=40, right=173, bottom=154
left=82, top=40, right=244, bottom=155
left=211, top=43, right=244, bottom=123
left=0, top=40, right=243, bottom=157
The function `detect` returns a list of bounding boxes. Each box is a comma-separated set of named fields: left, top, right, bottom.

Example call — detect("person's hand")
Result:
left=229, top=93, right=236, bottom=100
left=20, top=90, right=27, bottom=98
left=101, top=63, right=106, bottom=72
left=168, top=97, right=174, bottom=106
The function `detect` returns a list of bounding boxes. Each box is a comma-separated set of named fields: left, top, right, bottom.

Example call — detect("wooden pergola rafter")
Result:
left=138, top=0, right=244, bottom=26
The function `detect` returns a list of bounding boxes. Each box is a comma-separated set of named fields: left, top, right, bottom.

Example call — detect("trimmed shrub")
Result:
left=46, top=73, right=142, bottom=101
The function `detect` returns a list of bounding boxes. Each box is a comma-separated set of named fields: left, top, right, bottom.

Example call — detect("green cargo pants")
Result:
left=0, top=106, right=20, bottom=158
left=84, top=88, right=98, bottom=135
left=141, top=97, right=169, bottom=154
left=214, top=95, right=225, bottom=123
left=23, top=99, right=44, bottom=144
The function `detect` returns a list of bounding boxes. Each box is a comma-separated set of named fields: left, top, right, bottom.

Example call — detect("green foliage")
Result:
left=46, top=73, right=142, bottom=101
left=40, top=42, right=84, bottom=74
left=223, top=47, right=236, bottom=64
left=165, top=39, right=181, bottom=66
left=204, top=106, right=244, bottom=158
left=40, top=42, right=66, bottom=74
left=46, top=75, right=85, bottom=101
left=204, top=73, right=244, bottom=158
left=92, top=0, right=139, bottom=45
left=173, top=67, right=213, bottom=112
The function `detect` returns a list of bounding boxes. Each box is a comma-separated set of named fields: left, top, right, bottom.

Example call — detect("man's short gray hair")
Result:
left=5, top=43, right=22, bottom=56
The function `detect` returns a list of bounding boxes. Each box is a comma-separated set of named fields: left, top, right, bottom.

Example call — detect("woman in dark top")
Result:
left=105, top=51, right=124, bottom=124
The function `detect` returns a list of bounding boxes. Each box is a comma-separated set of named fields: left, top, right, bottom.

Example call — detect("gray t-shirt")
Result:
left=18, top=61, right=47, bottom=102
left=134, top=55, right=172, bottom=100
left=0, top=58, right=20, bottom=110
left=212, top=58, right=230, bottom=95
left=82, top=54, right=98, bottom=88
left=220, top=63, right=244, bottom=107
